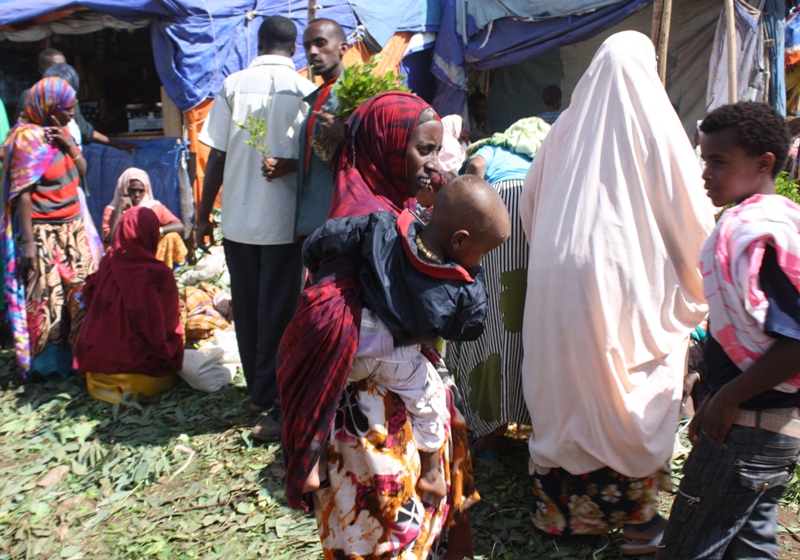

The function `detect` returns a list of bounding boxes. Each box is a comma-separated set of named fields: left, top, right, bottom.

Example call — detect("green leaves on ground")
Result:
left=0, top=348, right=319, bottom=559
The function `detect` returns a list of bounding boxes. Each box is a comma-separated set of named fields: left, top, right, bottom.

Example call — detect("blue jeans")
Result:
left=657, top=425, right=800, bottom=559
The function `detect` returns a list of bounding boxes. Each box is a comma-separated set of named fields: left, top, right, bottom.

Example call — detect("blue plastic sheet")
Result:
left=349, top=0, right=441, bottom=47
left=467, top=0, right=628, bottom=29
left=0, top=0, right=357, bottom=112
left=82, top=137, right=186, bottom=229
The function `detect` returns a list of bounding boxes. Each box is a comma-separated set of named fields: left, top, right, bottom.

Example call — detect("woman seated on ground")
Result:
left=101, top=168, right=186, bottom=267
left=74, top=206, right=184, bottom=403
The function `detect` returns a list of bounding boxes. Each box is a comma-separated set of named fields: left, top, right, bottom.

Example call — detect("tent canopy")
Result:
left=0, top=0, right=438, bottom=112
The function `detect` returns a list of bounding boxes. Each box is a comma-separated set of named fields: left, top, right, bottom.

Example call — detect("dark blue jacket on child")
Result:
left=302, top=209, right=487, bottom=345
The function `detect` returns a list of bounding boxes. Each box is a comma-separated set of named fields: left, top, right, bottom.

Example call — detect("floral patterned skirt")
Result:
left=530, top=464, right=669, bottom=536
left=313, top=379, right=479, bottom=559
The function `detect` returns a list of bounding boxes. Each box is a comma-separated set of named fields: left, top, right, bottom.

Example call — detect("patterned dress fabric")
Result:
left=314, top=381, right=478, bottom=558
left=530, top=466, right=669, bottom=536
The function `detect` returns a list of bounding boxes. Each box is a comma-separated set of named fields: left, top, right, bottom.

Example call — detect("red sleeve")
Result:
left=151, top=203, right=180, bottom=226
left=101, top=206, right=113, bottom=239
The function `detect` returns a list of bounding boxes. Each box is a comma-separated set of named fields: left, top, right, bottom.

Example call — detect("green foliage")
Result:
left=235, top=115, right=270, bottom=159
left=775, top=171, right=800, bottom=205
left=332, top=55, right=410, bottom=119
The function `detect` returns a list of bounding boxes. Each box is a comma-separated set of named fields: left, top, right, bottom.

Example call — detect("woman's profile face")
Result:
left=127, top=180, right=146, bottom=207
left=406, top=120, right=443, bottom=196
left=52, top=101, right=76, bottom=128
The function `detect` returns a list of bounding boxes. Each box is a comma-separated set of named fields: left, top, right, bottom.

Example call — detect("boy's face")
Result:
left=700, top=128, right=775, bottom=207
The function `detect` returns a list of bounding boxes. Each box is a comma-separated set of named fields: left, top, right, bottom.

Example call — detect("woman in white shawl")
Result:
left=519, top=31, right=714, bottom=547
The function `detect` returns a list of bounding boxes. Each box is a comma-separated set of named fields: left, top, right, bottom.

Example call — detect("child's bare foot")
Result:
left=417, top=450, right=446, bottom=498
left=303, top=467, right=321, bottom=494
left=417, top=469, right=446, bottom=499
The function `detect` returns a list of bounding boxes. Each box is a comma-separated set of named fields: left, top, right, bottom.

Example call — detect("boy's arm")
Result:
left=690, top=338, right=800, bottom=443
left=302, top=214, right=371, bottom=272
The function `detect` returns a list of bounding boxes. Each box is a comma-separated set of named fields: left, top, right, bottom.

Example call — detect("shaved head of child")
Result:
left=423, top=175, right=511, bottom=269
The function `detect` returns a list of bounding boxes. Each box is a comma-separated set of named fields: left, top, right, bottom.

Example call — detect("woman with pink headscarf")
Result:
left=101, top=168, right=185, bottom=266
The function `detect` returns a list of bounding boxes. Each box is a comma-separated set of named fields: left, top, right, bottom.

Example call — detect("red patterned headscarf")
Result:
left=328, top=91, right=440, bottom=219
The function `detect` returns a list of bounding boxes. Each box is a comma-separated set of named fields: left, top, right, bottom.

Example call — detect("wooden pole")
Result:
left=307, top=0, right=317, bottom=82
left=656, top=0, right=672, bottom=85
left=651, top=0, right=664, bottom=47
left=724, top=0, right=738, bottom=103
left=650, top=0, right=672, bottom=86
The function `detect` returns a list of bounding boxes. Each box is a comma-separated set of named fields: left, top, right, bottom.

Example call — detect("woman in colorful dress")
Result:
left=278, top=92, right=478, bottom=559
left=2, top=77, right=96, bottom=378
left=447, top=117, right=550, bottom=453
left=519, top=31, right=714, bottom=553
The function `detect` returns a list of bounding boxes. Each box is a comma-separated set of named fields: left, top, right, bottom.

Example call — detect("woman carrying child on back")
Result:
left=277, top=92, right=483, bottom=558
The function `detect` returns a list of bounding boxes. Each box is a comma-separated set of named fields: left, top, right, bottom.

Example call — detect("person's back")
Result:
left=658, top=102, right=800, bottom=559
left=538, top=84, right=562, bottom=125
left=197, top=16, right=315, bottom=442
left=74, top=206, right=182, bottom=377
left=203, top=45, right=314, bottom=245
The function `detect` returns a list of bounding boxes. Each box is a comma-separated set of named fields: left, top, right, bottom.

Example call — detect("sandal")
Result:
left=616, top=532, right=663, bottom=556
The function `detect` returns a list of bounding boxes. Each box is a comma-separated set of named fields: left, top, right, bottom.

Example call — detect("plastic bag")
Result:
left=207, top=326, right=240, bottom=364
left=178, top=346, right=234, bottom=392
left=179, top=246, right=228, bottom=286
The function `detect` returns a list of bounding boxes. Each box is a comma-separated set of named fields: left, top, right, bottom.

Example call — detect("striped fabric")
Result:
left=30, top=141, right=80, bottom=223
left=447, top=179, right=530, bottom=438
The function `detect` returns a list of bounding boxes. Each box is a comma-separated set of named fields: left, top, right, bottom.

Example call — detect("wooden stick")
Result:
left=651, top=0, right=664, bottom=45
left=307, top=0, right=318, bottom=82
left=656, top=0, right=673, bottom=85
left=725, top=0, right=738, bottom=103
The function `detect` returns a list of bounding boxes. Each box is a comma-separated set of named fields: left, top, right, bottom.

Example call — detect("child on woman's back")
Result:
left=658, top=102, right=800, bottom=559
left=302, top=175, right=510, bottom=498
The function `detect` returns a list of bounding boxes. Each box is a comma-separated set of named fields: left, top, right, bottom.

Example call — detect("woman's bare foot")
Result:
left=417, top=469, right=446, bottom=499
left=303, top=466, right=321, bottom=494
left=303, top=452, right=327, bottom=494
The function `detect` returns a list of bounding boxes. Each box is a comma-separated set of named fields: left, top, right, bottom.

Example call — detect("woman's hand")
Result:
left=119, top=196, right=133, bottom=212
left=19, top=239, right=36, bottom=278
left=45, top=127, right=71, bottom=150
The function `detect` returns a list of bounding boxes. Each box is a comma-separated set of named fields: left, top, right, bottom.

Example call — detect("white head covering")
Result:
left=519, top=31, right=714, bottom=477
left=439, top=115, right=467, bottom=175
left=107, top=167, right=158, bottom=211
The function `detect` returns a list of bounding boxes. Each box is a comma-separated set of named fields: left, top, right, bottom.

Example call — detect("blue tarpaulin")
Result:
left=431, top=0, right=652, bottom=115
left=0, top=0, right=357, bottom=112
left=83, top=137, right=186, bottom=228
left=349, top=0, right=441, bottom=47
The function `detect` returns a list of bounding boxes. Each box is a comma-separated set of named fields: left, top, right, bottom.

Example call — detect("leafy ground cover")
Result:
left=1, top=345, right=799, bottom=559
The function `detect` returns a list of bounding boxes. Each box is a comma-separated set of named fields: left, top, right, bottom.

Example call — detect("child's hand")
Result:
left=688, top=388, right=738, bottom=444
